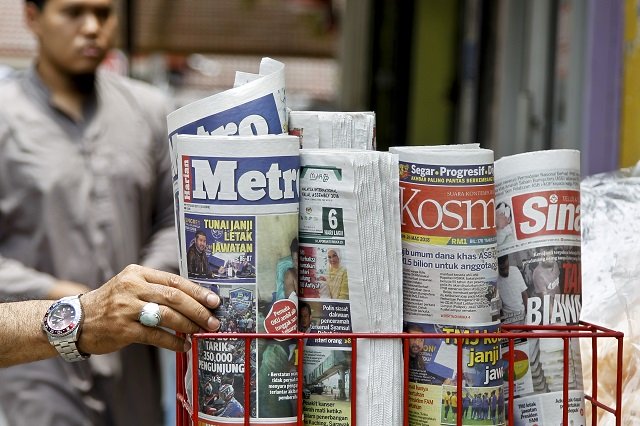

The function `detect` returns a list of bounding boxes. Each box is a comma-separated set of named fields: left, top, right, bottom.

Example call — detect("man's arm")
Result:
left=0, top=256, right=91, bottom=301
left=46, top=280, right=92, bottom=299
left=0, top=299, right=58, bottom=366
left=0, top=264, right=221, bottom=368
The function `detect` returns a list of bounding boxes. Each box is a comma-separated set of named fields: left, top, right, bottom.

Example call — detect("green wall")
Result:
left=407, top=0, right=460, bottom=146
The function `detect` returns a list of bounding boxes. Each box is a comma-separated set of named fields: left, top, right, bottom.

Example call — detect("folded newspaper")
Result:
left=288, top=111, right=376, bottom=149
left=175, top=133, right=300, bottom=424
left=167, top=58, right=302, bottom=425
left=298, top=149, right=404, bottom=426
left=494, top=150, right=584, bottom=425
left=390, top=144, right=503, bottom=426
left=167, top=56, right=288, bottom=271
left=167, top=57, right=287, bottom=141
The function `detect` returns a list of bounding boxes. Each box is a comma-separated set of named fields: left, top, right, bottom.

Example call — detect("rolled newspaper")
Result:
left=390, top=145, right=499, bottom=326
left=495, top=149, right=584, bottom=425
left=390, top=145, right=502, bottom=425
left=166, top=57, right=288, bottom=286
left=298, top=149, right=404, bottom=426
left=288, top=111, right=376, bottom=149
left=167, top=57, right=287, bottom=141
left=175, top=133, right=300, bottom=425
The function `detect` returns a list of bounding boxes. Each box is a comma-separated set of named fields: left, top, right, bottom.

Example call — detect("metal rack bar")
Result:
left=176, top=321, right=624, bottom=425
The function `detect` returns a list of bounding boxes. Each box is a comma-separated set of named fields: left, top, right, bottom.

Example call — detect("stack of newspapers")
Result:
left=166, top=57, right=405, bottom=425
left=289, top=109, right=406, bottom=424
left=297, top=147, right=404, bottom=426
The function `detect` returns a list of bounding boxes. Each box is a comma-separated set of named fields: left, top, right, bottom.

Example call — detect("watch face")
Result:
left=46, top=303, right=77, bottom=335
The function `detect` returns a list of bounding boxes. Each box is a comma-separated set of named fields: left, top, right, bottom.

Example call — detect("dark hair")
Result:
left=195, top=230, right=207, bottom=239
left=26, top=0, right=46, bottom=10
left=406, top=323, right=422, bottom=333
left=299, top=301, right=311, bottom=315
left=290, top=237, right=298, bottom=254
left=498, top=255, right=508, bottom=265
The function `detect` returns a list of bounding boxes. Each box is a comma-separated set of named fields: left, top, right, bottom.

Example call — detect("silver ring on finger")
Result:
left=139, top=302, right=162, bottom=327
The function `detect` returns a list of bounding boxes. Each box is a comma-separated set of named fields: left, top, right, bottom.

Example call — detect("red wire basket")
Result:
left=176, top=321, right=623, bottom=426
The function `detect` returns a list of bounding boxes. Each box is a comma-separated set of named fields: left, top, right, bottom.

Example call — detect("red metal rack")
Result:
left=176, top=321, right=623, bottom=425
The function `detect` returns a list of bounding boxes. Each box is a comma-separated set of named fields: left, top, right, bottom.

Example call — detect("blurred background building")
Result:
left=0, top=0, right=636, bottom=173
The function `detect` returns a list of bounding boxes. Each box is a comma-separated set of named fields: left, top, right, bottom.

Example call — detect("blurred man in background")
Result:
left=0, top=0, right=178, bottom=424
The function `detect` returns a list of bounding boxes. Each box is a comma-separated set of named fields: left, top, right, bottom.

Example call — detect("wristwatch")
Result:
left=42, top=295, right=91, bottom=362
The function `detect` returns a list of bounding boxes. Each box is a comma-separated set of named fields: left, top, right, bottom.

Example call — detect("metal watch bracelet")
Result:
left=53, top=339, right=90, bottom=362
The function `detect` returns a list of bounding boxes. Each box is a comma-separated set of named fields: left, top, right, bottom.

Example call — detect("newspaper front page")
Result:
left=390, top=146, right=499, bottom=326
left=166, top=57, right=288, bottom=281
left=391, top=145, right=503, bottom=425
left=299, top=150, right=404, bottom=426
left=176, top=134, right=300, bottom=425
left=495, top=150, right=584, bottom=425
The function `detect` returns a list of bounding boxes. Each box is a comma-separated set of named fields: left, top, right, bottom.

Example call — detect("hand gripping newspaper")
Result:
left=390, top=145, right=504, bottom=426
left=494, top=150, right=584, bottom=425
left=166, top=58, right=299, bottom=425
left=298, top=149, right=404, bottom=426
left=288, top=111, right=376, bottom=149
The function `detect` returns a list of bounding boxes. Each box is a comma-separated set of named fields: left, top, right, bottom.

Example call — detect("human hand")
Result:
left=78, top=264, right=221, bottom=354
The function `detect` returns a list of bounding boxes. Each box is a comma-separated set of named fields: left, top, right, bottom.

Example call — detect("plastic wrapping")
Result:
left=580, top=161, right=640, bottom=424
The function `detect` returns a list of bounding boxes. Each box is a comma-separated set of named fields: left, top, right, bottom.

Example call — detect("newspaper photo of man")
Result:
left=299, top=301, right=313, bottom=333
left=407, top=323, right=426, bottom=370
left=187, top=229, right=210, bottom=279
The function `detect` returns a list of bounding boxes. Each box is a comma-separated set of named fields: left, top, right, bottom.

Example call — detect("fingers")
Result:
left=139, top=266, right=221, bottom=309
left=79, top=265, right=223, bottom=356
left=153, top=303, right=216, bottom=335
left=127, top=265, right=221, bottom=332
left=136, top=325, right=192, bottom=352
